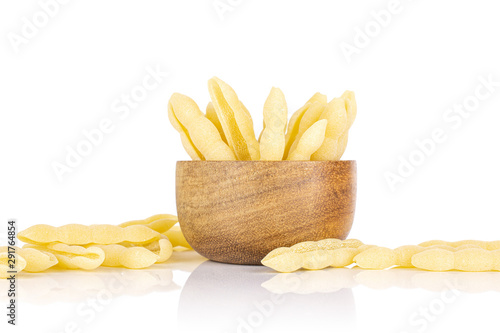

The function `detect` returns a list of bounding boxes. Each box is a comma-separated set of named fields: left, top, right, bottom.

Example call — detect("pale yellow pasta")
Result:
left=92, top=244, right=127, bottom=267
left=0, top=246, right=58, bottom=273
left=418, top=240, right=453, bottom=247
left=329, top=247, right=362, bottom=268
left=316, top=238, right=365, bottom=250
left=92, top=242, right=167, bottom=269
left=290, top=242, right=332, bottom=270
left=355, top=244, right=376, bottom=252
left=259, top=87, right=288, bottom=160
left=143, top=218, right=178, bottom=234
left=287, top=119, right=327, bottom=160
left=419, top=240, right=500, bottom=251
left=412, top=248, right=500, bottom=272
left=354, top=244, right=482, bottom=269
left=142, top=238, right=173, bottom=263
left=354, top=247, right=397, bottom=269
left=143, top=214, right=177, bottom=223
left=260, top=247, right=303, bottom=273
left=119, top=214, right=177, bottom=227
left=18, top=224, right=162, bottom=245
left=315, top=238, right=342, bottom=249
left=167, top=101, right=204, bottom=160
left=335, top=132, right=349, bottom=160
left=118, top=247, right=159, bottom=269
left=341, top=91, right=357, bottom=128
left=335, top=91, right=357, bottom=159
left=240, top=101, right=253, bottom=119
left=20, top=248, right=58, bottom=272
left=180, top=134, right=204, bottom=160
left=208, top=77, right=260, bottom=160
left=167, top=83, right=356, bottom=161
left=262, top=238, right=365, bottom=273
left=327, top=245, right=375, bottom=269
left=0, top=252, right=27, bottom=278
left=283, top=103, right=309, bottom=159
left=396, top=245, right=483, bottom=266
left=283, top=93, right=326, bottom=159
left=342, top=239, right=366, bottom=248
left=258, top=119, right=265, bottom=143
left=119, top=216, right=178, bottom=234
left=297, top=102, right=326, bottom=136
left=288, top=101, right=325, bottom=154
left=12, top=214, right=180, bottom=273
left=163, top=225, right=192, bottom=249
left=169, top=93, right=236, bottom=161
left=305, top=92, right=327, bottom=106
left=206, top=102, right=227, bottom=144
left=311, top=97, right=348, bottom=161
left=24, top=243, right=105, bottom=270
left=394, top=245, right=431, bottom=267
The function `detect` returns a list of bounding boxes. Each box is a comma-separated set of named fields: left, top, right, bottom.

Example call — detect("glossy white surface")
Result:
left=2, top=251, right=499, bottom=333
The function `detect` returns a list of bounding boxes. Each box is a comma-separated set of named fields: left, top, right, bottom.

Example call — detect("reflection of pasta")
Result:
left=261, top=239, right=365, bottom=273
left=0, top=268, right=179, bottom=303
left=262, top=268, right=500, bottom=294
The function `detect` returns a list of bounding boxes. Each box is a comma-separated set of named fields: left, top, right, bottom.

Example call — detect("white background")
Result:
left=1, top=0, right=500, bottom=332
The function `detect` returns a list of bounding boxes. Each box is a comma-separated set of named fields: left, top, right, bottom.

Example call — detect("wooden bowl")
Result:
left=176, top=161, right=357, bottom=265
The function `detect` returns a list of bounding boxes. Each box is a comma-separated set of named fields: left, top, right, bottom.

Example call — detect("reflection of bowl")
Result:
left=176, top=161, right=357, bottom=264
left=178, top=261, right=356, bottom=333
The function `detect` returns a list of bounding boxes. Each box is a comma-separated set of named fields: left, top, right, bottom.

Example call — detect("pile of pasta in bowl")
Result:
left=168, top=77, right=356, bottom=161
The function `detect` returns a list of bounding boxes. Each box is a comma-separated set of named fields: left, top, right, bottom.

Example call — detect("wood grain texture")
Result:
left=176, top=161, right=357, bottom=265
